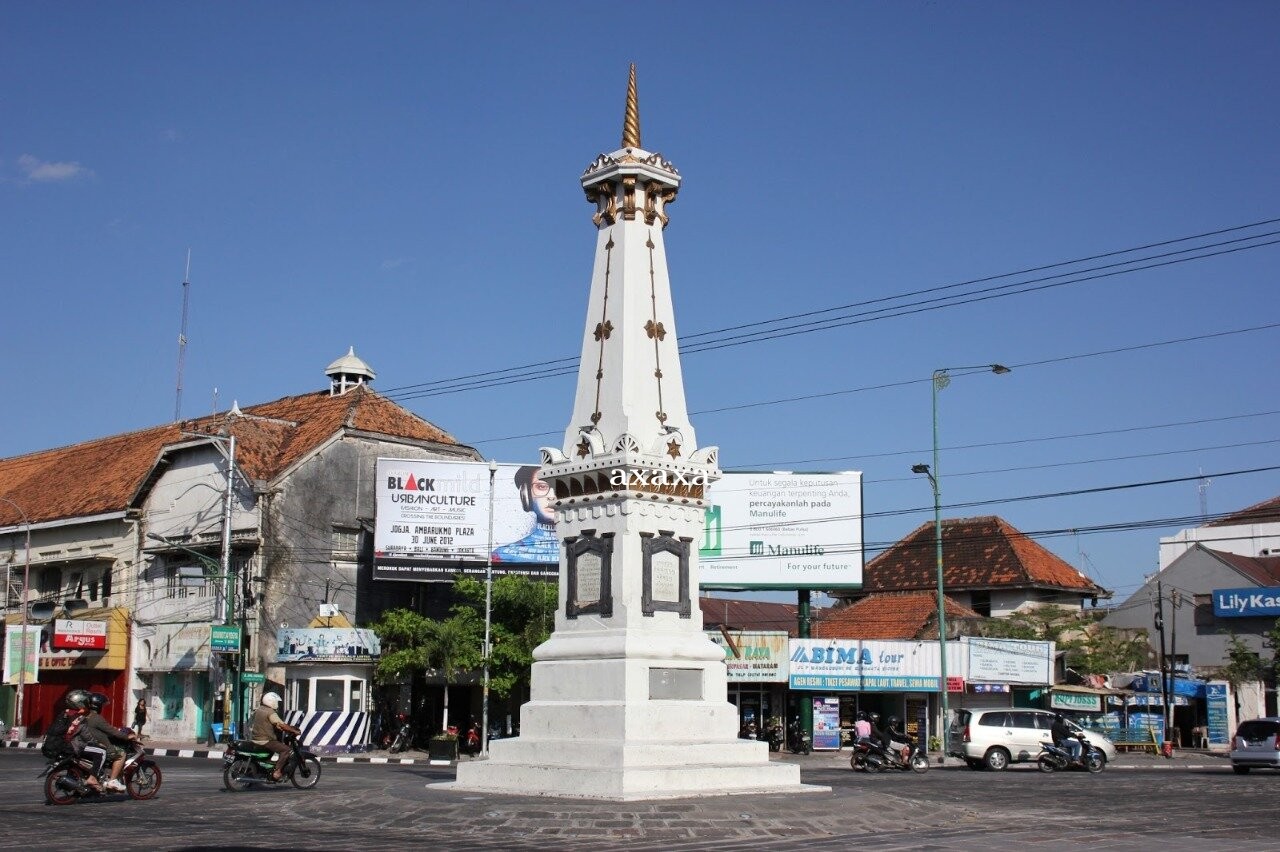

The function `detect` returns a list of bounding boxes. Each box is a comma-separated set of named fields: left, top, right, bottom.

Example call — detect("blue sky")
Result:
left=4, top=2, right=1277, bottom=605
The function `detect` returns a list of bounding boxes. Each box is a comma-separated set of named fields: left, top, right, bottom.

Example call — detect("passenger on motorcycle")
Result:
left=854, top=711, right=872, bottom=742
left=252, top=693, right=302, bottom=782
left=74, top=692, right=139, bottom=793
left=1051, top=713, right=1082, bottom=764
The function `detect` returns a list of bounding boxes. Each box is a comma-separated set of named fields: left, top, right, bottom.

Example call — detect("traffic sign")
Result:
left=211, top=624, right=241, bottom=653
left=240, top=671, right=265, bottom=684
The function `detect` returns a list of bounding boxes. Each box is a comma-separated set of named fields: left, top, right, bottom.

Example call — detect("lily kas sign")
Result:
left=1212, top=587, right=1280, bottom=618
left=51, top=619, right=107, bottom=651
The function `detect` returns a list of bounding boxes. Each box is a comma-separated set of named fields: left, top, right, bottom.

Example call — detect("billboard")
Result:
left=966, top=637, right=1054, bottom=685
left=706, top=630, right=790, bottom=682
left=373, top=458, right=557, bottom=582
left=699, top=472, right=863, bottom=590
left=3, top=625, right=40, bottom=685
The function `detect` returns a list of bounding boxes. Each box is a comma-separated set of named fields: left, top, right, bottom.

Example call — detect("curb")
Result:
left=3, top=739, right=438, bottom=765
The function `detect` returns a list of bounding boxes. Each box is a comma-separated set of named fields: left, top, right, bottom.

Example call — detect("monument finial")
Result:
left=621, top=63, right=641, bottom=149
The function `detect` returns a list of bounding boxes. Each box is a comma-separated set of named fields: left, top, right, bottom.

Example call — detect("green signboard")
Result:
left=240, top=671, right=265, bottom=684
left=1050, top=691, right=1102, bottom=713
left=210, top=624, right=241, bottom=653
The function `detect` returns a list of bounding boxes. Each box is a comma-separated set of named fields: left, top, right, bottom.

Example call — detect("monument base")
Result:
left=450, top=736, right=813, bottom=800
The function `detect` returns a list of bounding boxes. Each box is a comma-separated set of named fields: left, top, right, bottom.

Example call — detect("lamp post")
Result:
left=912, top=364, right=1010, bottom=755
left=481, top=459, right=497, bottom=756
left=1, top=498, right=31, bottom=737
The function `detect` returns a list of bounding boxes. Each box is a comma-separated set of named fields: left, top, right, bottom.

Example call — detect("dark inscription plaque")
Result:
left=565, top=530, right=614, bottom=619
left=640, top=530, right=691, bottom=618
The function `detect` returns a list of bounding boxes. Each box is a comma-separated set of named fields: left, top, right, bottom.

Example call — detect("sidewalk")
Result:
left=4, top=736, right=1233, bottom=768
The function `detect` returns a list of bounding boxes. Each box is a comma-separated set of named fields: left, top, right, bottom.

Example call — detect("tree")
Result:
left=369, top=606, right=482, bottom=733
left=980, top=605, right=1150, bottom=676
left=452, top=574, right=557, bottom=700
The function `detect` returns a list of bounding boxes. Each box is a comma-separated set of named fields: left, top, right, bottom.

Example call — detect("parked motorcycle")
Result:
left=1037, top=735, right=1104, bottom=773
left=786, top=719, right=812, bottom=755
left=850, top=736, right=930, bottom=773
left=222, top=732, right=321, bottom=791
left=41, top=739, right=163, bottom=805
left=388, top=714, right=413, bottom=753
left=765, top=721, right=785, bottom=753
left=460, top=724, right=482, bottom=756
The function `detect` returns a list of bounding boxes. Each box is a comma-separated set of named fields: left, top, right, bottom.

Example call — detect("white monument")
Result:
left=452, top=67, right=807, bottom=800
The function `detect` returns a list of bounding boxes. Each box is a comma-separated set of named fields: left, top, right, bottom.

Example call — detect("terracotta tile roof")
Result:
left=814, top=591, right=981, bottom=640
left=1205, top=495, right=1280, bottom=528
left=699, top=597, right=803, bottom=636
left=1208, top=548, right=1280, bottom=586
left=862, top=515, right=1106, bottom=596
left=0, top=386, right=461, bottom=528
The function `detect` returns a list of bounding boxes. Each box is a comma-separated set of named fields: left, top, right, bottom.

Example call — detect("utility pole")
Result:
left=482, top=460, right=497, bottom=755
left=1169, top=588, right=1180, bottom=737
left=1155, top=579, right=1169, bottom=742
left=217, top=435, right=238, bottom=739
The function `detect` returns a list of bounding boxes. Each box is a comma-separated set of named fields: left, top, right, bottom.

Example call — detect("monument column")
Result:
left=453, top=66, right=807, bottom=800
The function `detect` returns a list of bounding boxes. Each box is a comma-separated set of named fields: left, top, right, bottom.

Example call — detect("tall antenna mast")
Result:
left=1197, top=466, right=1212, bottom=520
left=173, top=249, right=192, bottom=422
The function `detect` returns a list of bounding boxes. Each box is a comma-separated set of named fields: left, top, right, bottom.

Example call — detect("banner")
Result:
left=1212, top=587, right=1280, bottom=617
left=275, top=628, right=381, bottom=663
left=3, top=625, right=40, bottom=685
left=706, top=630, right=789, bottom=682
left=373, top=459, right=557, bottom=581
left=51, top=619, right=107, bottom=651
left=699, top=472, right=863, bottom=590
left=965, top=637, right=1054, bottom=685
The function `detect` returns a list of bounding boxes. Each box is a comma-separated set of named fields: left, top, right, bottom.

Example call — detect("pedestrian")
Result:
left=133, top=699, right=148, bottom=739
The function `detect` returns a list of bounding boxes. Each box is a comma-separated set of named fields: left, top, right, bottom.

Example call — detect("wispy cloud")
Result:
left=18, top=154, right=92, bottom=183
left=381, top=257, right=413, bottom=271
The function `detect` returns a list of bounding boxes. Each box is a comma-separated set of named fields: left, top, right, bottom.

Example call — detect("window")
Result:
left=978, top=712, right=1010, bottom=727
left=1009, top=712, right=1040, bottom=729
left=970, top=590, right=992, bottom=617
left=315, top=679, right=346, bottom=712
left=1033, top=713, right=1054, bottom=730
left=331, top=527, right=360, bottom=556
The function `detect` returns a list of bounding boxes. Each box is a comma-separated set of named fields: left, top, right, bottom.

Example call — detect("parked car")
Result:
left=949, top=708, right=1118, bottom=771
left=1229, top=717, right=1280, bottom=774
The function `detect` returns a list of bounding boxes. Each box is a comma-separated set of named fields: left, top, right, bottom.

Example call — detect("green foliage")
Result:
left=979, top=605, right=1149, bottom=676
left=367, top=575, right=556, bottom=700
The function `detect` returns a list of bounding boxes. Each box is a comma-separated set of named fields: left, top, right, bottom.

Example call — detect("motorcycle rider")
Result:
left=251, top=692, right=302, bottom=782
left=74, top=692, right=139, bottom=793
left=885, top=716, right=912, bottom=752
left=854, top=710, right=872, bottom=743
left=1051, top=713, right=1083, bottom=764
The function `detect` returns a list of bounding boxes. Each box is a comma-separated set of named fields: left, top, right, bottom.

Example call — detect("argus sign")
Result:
left=1212, top=587, right=1280, bottom=618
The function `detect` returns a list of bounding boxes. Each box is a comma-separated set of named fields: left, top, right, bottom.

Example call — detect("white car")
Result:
left=949, top=708, right=1118, bottom=770
left=1230, top=717, right=1280, bottom=774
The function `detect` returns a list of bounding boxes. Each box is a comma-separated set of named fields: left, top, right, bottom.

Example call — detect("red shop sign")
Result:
left=946, top=676, right=966, bottom=693
left=52, top=619, right=108, bottom=651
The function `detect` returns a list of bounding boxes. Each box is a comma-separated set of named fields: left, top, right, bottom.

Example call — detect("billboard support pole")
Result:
left=797, top=590, right=812, bottom=741
left=482, top=460, right=497, bottom=756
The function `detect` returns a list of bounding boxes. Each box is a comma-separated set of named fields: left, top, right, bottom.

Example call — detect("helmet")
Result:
left=888, top=716, right=900, bottom=726
left=261, top=692, right=281, bottom=709
left=65, top=689, right=91, bottom=710
left=856, top=710, right=867, bottom=721
left=869, top=713, right=880, bottom=724
left=1054, top=713, right=1065, bottom=722
left=87, top=692, right=109, bottom=712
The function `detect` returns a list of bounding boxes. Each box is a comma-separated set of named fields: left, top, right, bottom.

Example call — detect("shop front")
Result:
left=707, top=629, right=789, bottom=739
left=4, top=607, right=131, bottom=735
left=275, top=625, right=380, bottom=754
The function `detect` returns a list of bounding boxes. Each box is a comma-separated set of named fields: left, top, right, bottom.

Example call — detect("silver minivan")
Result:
left=950, top=708, right=1118, bottom=770
left=1230, top=718, right=1280, bottom=773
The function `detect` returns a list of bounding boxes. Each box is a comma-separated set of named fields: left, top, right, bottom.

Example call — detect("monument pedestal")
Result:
left=453, top=625, right=806, bottom=800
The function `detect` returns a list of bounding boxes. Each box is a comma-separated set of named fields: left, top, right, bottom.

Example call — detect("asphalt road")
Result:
left=0, top=750, right=1274, bottom=851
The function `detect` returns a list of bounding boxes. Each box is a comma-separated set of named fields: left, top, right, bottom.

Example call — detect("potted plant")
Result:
left=428, top=731, right=458, bottom=762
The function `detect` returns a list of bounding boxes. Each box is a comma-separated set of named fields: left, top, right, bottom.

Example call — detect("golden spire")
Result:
left=621, top=63, right=641, bottom=149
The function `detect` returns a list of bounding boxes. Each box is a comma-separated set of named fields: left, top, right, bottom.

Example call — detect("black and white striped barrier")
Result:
left=285, top=710, right=372, bottom=755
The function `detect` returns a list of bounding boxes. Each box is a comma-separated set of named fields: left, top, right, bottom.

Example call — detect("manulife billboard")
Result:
left=699, top=471, right=863, bottom=590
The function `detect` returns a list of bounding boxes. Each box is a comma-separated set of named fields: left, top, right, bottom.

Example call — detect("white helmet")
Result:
left=261, top=692, right=281, bottom=709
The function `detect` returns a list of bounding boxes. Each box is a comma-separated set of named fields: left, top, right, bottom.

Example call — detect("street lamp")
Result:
left=481, top=459, right=498, bottom=756
left=912, top=364, right=1010, bottom=756
left=0, top=497, right=31, bottom=736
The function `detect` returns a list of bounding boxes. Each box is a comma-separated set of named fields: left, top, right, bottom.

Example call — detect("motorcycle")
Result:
left=388, top=714, right=413, bottom=754
left=41, top=739, right=163, bottom=805
left=1037, top=735, right=1104, bottom=773
left=850, top=736, right=930, bottom=773
left=786, top=719, right=812, bottom=755
left=765, top=721, right=785, bottom=753
left=460, top=724, right=482, bottom=756
left=222, top=732, right=322, bottom=791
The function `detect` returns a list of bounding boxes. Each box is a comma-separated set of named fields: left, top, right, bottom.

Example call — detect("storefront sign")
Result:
left=1212, top=587, right=1280, bottom=617
left=699, top=472, right=864, bottom=590
left=1050, top=691, right=1102, bottom=712
left=707, top=630, right=789, bottom=682
left=241, top=671, right=266, bottom=684
left=947, top=676, right=966, bottom=692
left=966, top=638, right=1054, bottom=684
left=276, top=628, right=381, bottom=663
left=970, top=683, right=1008, bottom=694
left=789, top=639, right=943, bottom=691
left=52, top=619, right=107, bottom=651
